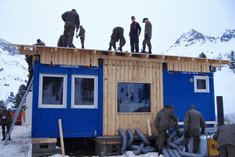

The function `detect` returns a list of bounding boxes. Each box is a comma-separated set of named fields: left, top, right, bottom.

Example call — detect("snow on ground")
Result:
left=0, top=125, right=31, bottom=157
left=0, top=125, right=159, bottom=157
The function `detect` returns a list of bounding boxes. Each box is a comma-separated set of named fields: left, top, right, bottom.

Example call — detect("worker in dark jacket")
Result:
left=129, top=16, right=141, bottom=52
left=155, top=105, right=179, bottom=156
left=76, top=25, right=85, bottom=49
left=108, top=27, right=126, bottom=51
left=213, top=124, right=235, bottom=157
left=25, top=39, right=46, bottom=89
left=62, top=9, right=80, bottom=48
left=184, top=105, right=206, bottom=153
left=0, top=108, right=12, bottom=141
left=141, top=18, right=152, bottom=54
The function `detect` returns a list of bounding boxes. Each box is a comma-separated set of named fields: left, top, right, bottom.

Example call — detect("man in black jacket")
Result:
left=129, top=16, right=141, bottom=52
left=62, top=9, right=80, bottom=48
left=0, top=108, right=12, bottom=141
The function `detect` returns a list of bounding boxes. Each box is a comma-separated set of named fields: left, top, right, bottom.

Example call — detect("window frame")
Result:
left=71, top=75, right=98, bottom=109
left=38, top=74, right=67, bottom=108
left=117, top=82, right=151, bottom=113
left=194, top=75, right=210, bottom=93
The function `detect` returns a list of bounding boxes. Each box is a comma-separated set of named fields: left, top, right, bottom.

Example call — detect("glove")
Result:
left=201, top=128, right=205, bottom=134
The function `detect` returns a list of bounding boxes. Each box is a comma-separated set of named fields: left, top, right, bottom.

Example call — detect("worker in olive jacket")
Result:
left=141, top=18, right=152, bottom=54
left=62, top=9, right=80, bottom=48
left=213, top=124, right=235, bottom=157
left=184, top=105, right=206, bottom=153
left=0, top=108, right=12, bottom=141
left=108, top=26, right=126, bottom=51
left=155, top=105, right=179, bottom=156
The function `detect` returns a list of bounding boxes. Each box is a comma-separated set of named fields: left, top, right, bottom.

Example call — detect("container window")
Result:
left=39, top=74, right=67, bottom=108
left=117, top=82, right=151, bottom=112
left=71, top=75, right=98, bottom=109
left=194, top=76, right=209, bottom=93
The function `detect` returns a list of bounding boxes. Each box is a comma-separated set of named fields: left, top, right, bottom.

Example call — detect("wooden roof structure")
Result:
left=16, top=44, right=229, bottom=73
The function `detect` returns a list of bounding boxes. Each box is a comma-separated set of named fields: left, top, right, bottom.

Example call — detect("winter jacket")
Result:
left=184, top=109, right=206, bottom=136
left=129, top=22, right=141, bottom=38
left=157, top=108, right=178, bottom=132
left=144, top=21, right=152, bottom=39
left=111, top=27, right=124, bottom=40
left=213, top=124, right=235, bottom=149
left=0, top=109, right=12, bottom=125
left=62, top=10, right=80, bottom=30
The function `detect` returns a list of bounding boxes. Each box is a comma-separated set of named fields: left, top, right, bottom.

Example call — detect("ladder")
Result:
left=4, top=77, right=33, bottom=145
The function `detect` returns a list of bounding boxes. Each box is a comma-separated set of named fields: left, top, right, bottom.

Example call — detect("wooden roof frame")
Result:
left=15, top=44, right=230, bottom=65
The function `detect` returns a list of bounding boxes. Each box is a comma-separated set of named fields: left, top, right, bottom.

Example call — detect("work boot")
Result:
left=141, top=49, right=146, bottom=53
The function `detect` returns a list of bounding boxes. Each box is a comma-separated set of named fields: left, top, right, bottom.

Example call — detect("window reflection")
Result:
left=117, top=83, right=151, bottom=112
left=42, top=76, right=64, bottom=105
left=74, top=78, right=95, bottom=105
left=197, top=79, right=206, bottom=89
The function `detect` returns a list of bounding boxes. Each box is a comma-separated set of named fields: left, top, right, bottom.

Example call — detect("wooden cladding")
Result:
left=103, top=59, right=163, bottom=136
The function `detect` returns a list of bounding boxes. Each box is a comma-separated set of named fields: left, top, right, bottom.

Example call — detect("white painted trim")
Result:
left=38, top=74, right=67, bottom=108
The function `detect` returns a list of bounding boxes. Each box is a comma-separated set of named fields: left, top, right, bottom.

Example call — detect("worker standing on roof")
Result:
left=184, top=104, right=206, bottom=153
left=213, top=124, right=235, bottom=157
left=62, top=9, right=80, bottom=48
left=108, top=27, right=126, bottom=51
left=129, top=16, right=141, bottom=52
left=76, top=25, right=85, bottom=49
left=141, top=18, right=152, bottom=54
left=0, top=107, right=12, bottom=141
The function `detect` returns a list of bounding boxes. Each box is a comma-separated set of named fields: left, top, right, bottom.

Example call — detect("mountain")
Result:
left=165, top=29, right=235, bottom=59
left=0, top=38, right=28, bottom=107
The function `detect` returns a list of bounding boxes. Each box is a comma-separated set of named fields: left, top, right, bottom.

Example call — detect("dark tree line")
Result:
left=0, top=84, right=26, bottom=109
left=228, top=51, right=235, bottom=73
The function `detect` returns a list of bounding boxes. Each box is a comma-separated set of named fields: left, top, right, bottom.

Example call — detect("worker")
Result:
left=35, top=39, right=45, bottom=46
left=213, top=124, right=235, bottom=157
left=0, top=107, right=12, bottom=141
left=129, top=16, right=141, bottom=52
left=108, top=26, right=126, bottom=51
left=25, top=39, right=46, bottom=89
left=76, top=25, right=85, bottom=49
left=141, top=18, right=152, bottom=54
left=155, top=105, right=179, bottom=156
left=61, top=9, right=80, bottom=48
left=184, top=104, right=206, bottom=153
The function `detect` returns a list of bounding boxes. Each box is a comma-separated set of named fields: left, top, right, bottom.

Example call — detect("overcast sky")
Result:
left=1, top=0, right=235, bottom=53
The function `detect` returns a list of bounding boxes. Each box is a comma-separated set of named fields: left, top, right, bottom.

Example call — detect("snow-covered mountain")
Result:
left=165, top=29, right=235, bottom=59
left=0, top=38, right=28, bottom=107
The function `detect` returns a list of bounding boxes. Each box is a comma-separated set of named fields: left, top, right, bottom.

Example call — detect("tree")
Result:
left=13, top=84, right=26, bottom=108
left=228, top=51, right=235, bottom=73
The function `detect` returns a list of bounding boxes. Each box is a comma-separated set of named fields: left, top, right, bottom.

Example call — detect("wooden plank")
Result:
left=32, top=138, right=57, bottom=144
